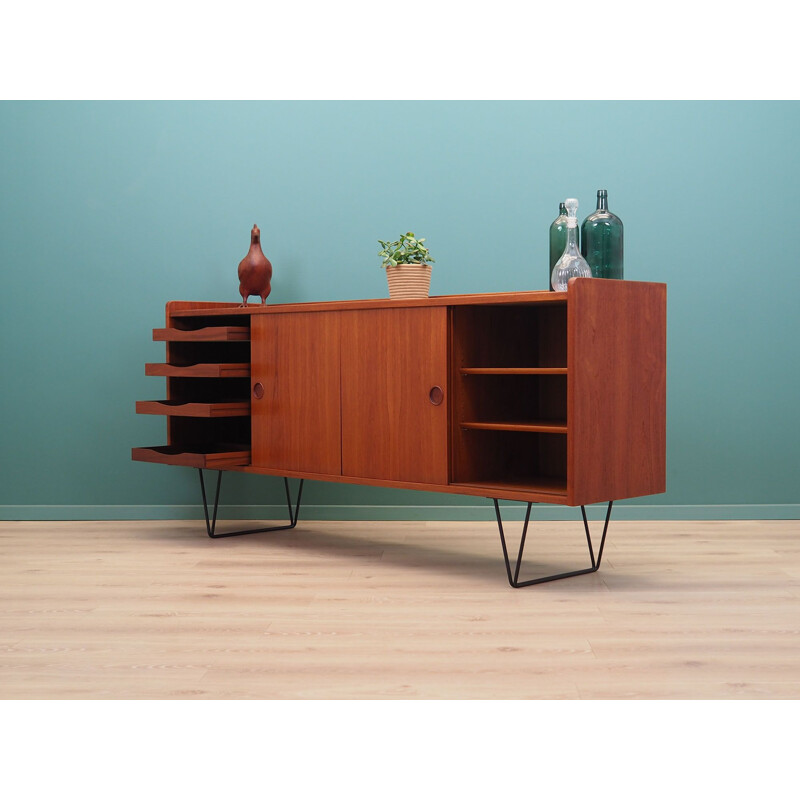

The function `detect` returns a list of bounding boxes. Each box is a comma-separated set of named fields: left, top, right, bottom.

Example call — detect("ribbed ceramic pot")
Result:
left=386, top=263, right=432, bottom=299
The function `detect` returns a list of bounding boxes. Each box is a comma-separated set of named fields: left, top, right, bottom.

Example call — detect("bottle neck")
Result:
left=566, top=223, right=579, bottom=247
left=596, top=193, right=608, bottom=211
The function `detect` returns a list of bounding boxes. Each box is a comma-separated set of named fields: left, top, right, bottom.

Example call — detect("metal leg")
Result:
left=493, top=499, right=613, bottom=588
left=198, top=469, right=304, bottom=539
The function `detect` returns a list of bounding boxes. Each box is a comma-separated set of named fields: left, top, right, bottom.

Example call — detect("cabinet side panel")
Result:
left=341, top=307, right=449, bottom=484
left=251, top=312, right=342, bottom=474
left=568, top=279, right=666, bottom=505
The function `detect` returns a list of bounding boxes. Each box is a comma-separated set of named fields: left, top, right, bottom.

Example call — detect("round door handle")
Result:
left=253, top=382, right=264, bottom=400
left=429, top=385, right=444, bottom=406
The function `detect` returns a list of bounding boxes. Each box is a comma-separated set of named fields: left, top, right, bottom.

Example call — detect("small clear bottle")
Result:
left=551, top=198, right=591, bottom=291
left=548, top=202, right=569, bottom=291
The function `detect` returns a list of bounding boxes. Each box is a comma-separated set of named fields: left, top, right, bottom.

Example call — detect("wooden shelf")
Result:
left=145, top=363, right=250, bottom=378
left=136, top=400, right=250, bottom=418
left=450, top=477, right=567, bottom=498
left=131, top=445, right=251, bottom=468
left=460, top=421, right=568, bottom=434
left=153, top=326, right=250, bottom=342
left=460, top=367, right=567, bottom=376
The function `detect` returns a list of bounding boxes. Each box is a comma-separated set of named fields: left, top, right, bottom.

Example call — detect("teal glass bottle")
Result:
left=548, top=202, right=569, bottom=291
left=581, top=189, right=623, bottom=279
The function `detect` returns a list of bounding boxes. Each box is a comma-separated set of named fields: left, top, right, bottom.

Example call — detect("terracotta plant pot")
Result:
left=386, top=263, right=432, bottom=299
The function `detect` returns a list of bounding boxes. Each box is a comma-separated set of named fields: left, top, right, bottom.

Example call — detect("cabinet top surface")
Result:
left=168, top=280, right=665, bottom=317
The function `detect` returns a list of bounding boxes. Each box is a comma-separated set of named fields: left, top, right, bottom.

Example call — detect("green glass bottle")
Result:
left=548, top=202, right=569, bottom=291
left=581, top=189, right=623, bottom=279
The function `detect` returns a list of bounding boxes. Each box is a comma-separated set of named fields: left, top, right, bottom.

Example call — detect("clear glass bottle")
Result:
left=551, top=198, right=591, bottom=291
left=581, top=189, right=623, bottom=279
left=548, top=202, right=568, bottom=292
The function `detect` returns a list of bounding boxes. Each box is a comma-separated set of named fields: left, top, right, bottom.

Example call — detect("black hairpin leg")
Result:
left=493, top=499, right=613, bottom=587
left=198, top=469, right=304, bottom=539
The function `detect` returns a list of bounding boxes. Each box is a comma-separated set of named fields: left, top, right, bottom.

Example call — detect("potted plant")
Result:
left=378, top=232, right=435, bottom=299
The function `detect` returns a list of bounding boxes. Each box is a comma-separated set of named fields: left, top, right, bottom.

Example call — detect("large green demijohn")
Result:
left=581, top=189, right=623, bottom=279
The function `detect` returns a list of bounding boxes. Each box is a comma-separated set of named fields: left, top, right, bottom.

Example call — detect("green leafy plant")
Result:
left=378, top=232, right=435, bottom=269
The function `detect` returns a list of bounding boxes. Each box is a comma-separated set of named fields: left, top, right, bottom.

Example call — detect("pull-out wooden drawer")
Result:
left=136, top=400, right=250, bottom=417
left=152, top=326, right=250, bottom=342
left=145, top=363, right=250, bottom=378
left=131, top=445, right=250, bottom=468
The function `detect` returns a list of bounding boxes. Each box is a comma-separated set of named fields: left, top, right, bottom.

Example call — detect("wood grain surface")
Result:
left=168, top=291, right=568, bottom=317
left=568, top=278, right=666, bottom=506
left=341, top=307, right=449, bottom=484
left=1, top=519, right=798, bottom=699
left=251, top=312, right=342, bottom=475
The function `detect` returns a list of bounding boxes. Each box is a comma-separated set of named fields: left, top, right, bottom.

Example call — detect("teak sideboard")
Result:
left=132, top=278, right=666, bottom=587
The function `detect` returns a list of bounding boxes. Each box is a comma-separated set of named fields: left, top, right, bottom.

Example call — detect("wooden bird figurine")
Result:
left=238, top=224, right=272, bottom=306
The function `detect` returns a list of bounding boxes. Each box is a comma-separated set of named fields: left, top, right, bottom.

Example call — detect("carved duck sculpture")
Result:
left=238, top=224, right=272, bottom=306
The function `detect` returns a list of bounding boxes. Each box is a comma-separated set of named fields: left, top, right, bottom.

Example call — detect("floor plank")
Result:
left=1, top=519, right=798, bottom=699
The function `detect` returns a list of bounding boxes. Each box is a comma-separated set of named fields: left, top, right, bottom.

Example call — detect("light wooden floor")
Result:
left=1, top=518, right=798, bottom=699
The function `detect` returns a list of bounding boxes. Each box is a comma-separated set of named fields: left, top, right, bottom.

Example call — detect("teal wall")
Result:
left=1, top=101, right=798, bottom=520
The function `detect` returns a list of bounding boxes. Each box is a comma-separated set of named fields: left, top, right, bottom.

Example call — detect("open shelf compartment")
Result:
left=450, top=303, right=569, bottom=495
left=134, top=311, right=253, bottom=469
left=450, top=429, right=567, bottom=497
left=451, top=303, right=567, bottom=370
